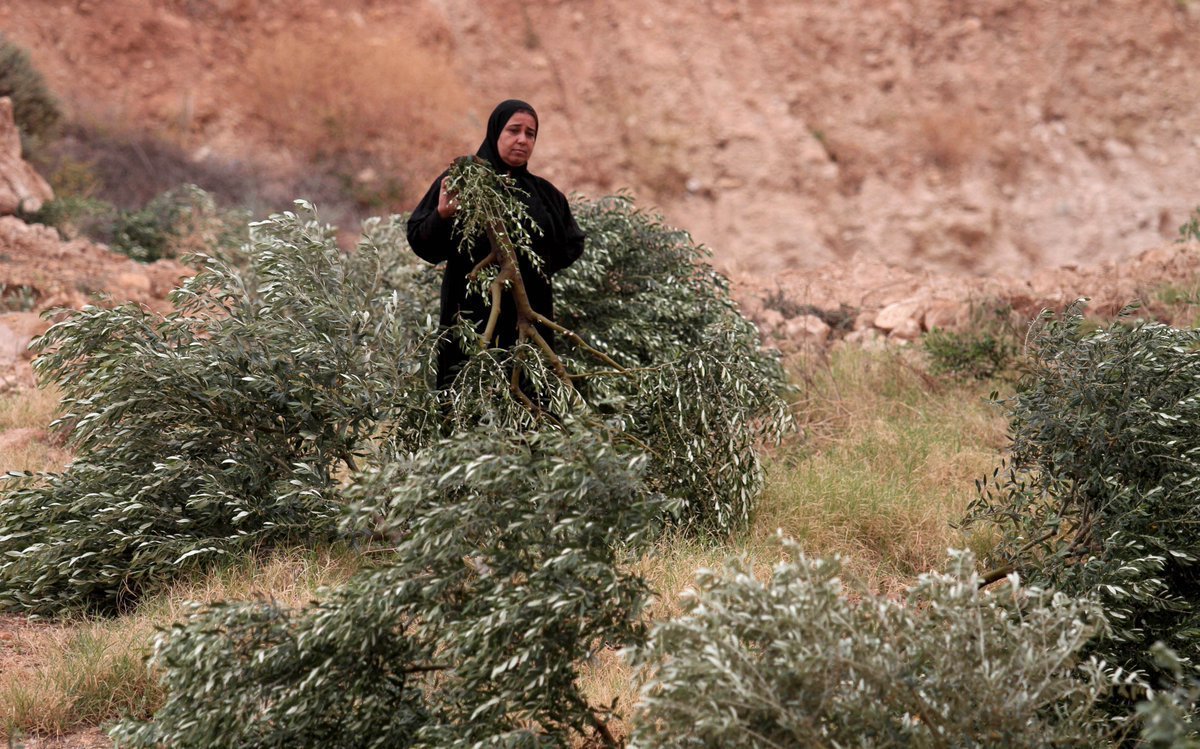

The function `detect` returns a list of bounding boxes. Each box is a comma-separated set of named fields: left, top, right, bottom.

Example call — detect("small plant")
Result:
left=1179, top=207, right=1200, bottom=243
left=23, top=195, right=117, bottom=241
left=923, top=300, right=1022, bottom=380
left=0, top=34, right=61, bottom=144
left=631, top=542, right=1118, bottom=747
left=0, top=283, right=38, bottom=312
left=110, top=184, right=247, bottom=262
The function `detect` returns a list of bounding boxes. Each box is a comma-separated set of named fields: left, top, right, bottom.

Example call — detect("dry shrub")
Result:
left=42, top=122, right=271, bottom=212
left=913, top=108, right=987, bottom=175
left=242, top=27, right=470, bottom=188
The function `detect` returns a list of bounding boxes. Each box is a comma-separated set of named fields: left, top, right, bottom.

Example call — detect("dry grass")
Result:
left=0, top=385, right=70, bottom=474
left=751, top=346, right=1006, bottom=591
left=242, top=25, right=471, bottom=199
left=582, top=347, right=1008, bottom=732
left=0, top=547, right=362, bottom=742
left=0, top=386, right=61, bottom=433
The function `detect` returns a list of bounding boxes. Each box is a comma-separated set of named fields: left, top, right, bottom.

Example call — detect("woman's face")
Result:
left=497, top=111, right=537, bottom=168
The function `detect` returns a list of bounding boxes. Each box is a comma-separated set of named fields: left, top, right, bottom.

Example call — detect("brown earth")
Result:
left=0, top=0, right=1196, bottom=383
left=3, top=0, right=1198, bottom=281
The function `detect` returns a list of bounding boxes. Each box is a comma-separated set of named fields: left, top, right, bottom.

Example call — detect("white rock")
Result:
left=874, top=301, right=924, bottom=332
left=784, top=314, right=831, bottom=343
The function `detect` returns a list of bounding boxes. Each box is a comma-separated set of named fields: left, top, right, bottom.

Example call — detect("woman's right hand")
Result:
left=437, top=180, right=458, bottom=219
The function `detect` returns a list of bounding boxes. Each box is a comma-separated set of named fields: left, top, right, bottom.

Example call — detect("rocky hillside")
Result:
left=4, top=0, right=1198, bottom=280
left=1, top=0, right=1198, bottom=362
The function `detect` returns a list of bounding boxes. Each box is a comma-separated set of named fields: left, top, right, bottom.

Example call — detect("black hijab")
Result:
left=476, top=99, right=539, bottom=175
left=470, top=100, right=577, bottom=254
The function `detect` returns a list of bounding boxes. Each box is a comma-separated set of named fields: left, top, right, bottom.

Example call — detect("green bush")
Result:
left=964, top=302, right=1200, bottom=705
left=0, top=34, right=61, bottom=143
left=23, top=195, right=117, bottom=241
left=112, top=428, right=664, bottom=747
left=1179, top=207, right=1200, bottom=244
left=631, top=542, right=1117, bottom=748
left=0, top=206, right=433, bottom=614
left=559, top=195, right=789, bottom=532
left=923, top=301, right=1021, bottom=380
left=110, top=184, right=248, bottom=262
left=1136, top=644, right=1200, bottom=748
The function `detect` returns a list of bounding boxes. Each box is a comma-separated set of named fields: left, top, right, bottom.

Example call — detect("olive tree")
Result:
left=631, top=543, right=1121, bottom=748
left=964, top=303, right=1200, bottom=706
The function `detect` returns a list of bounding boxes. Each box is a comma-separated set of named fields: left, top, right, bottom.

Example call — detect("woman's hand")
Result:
left=437, top=180, right=458, bottom=219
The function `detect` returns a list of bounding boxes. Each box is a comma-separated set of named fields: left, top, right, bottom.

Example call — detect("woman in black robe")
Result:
left=406, top=99, right=586, bottom=389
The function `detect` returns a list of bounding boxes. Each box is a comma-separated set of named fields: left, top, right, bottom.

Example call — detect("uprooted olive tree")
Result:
left=0, top=161, right=787, bottom=744
left=0, top=161, right=786, bottom=617
left=630, top=543, right=1122, bottom=748
left=963, top=302, right=1200, bottom=730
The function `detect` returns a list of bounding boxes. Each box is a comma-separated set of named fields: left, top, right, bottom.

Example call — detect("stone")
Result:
left=0, top=323, right=26, bottom=365
left=0, top=312, right=44, bottom=361
left=0, top=97, right=53, bottom=215
left=784, top=314, right=831, bottom=343
left=853, top=310, right=876, bottom=331
left=845, top=327, right=885, bottom=349
left=757, top=308, right=785, bottom=335
left=887, top=318, right=922, bottom=340
left=111, top=271, right=153, bottom=295
left=874, top=300, right=924, bottom=332
left=922, top=300, right=970, bottom=332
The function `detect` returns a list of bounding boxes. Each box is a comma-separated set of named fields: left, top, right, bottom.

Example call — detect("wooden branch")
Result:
left=509, top=360, right=540, bottom=414
left=450, top=155, right=628, bottom=415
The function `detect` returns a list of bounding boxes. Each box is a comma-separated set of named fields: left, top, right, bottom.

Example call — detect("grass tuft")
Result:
left=0, top=547, right=362, bottom=741
left=751, top=347, right=1005, bottom=589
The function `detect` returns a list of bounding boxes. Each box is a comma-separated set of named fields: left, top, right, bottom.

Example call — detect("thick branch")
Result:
left=450, top=155, right=626, bottom=406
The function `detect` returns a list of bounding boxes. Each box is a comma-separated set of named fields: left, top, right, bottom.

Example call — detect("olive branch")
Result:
left=443, top=156, right=623, bottom=406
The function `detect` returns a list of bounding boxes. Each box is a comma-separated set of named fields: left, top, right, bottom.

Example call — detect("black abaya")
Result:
left=406, top=100, right=586, bottom=388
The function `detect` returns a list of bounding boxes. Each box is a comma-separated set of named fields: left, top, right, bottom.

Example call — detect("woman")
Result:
left=407, top=99, right=586, bottom=389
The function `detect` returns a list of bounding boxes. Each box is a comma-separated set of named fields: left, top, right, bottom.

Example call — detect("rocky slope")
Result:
left=0, top=1, right=1198, bottom=366
left=3, top=0, right=1198, bottom=282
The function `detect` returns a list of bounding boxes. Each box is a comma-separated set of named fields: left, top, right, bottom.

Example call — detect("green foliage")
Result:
left=0, top=206, right=433, bottom=614
left=1136, top=644, right=1200, bottom=747
left=443, top=156, right=541, bottom=272
left=0, top=34, right=61, bottom=143
left=964, top=302, right=1200, bottom=700
left=112, top=428, right=664, bottom=747
left=110, top=184, right=248, bottom=263
left=923, top=301, right=1021, bottom=380
left=22, top=195, right=117, bottom=241
left=1180, top=207, right=1200, bottom=244
left=631, top=542, right=1118, bottom=748
left=0, top=283, right=38, bottom=312
left=559, top=195, right=790, bottom=532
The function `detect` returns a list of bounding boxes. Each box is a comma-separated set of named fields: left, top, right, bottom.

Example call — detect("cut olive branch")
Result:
left=448, top=156, right=624, bottom=399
